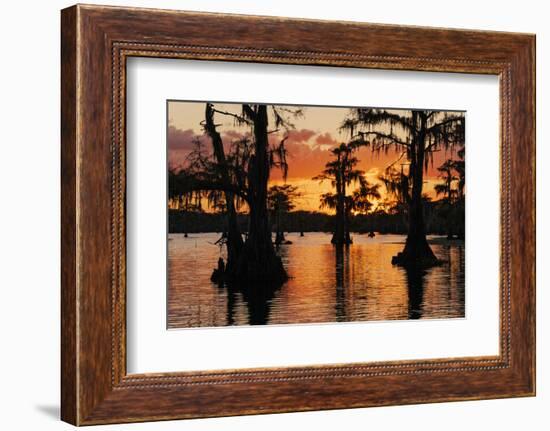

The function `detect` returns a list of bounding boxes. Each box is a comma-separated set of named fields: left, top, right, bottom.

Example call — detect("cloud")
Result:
left=315, top=132, right=339, bottom=148
left=167, top=125, right=410, bottom=185
left=167, top=126, right=201, bottom=151
left=273, top=141, right=334, bottom=181
left=285, top=128, right=316, bottom=143
left=223, top=130, right=248, bottom=141
left=269, top=130, right=341, bottom=180
left=168, top=149, right=191, bottom=170
left=167, top=126, right=206, bottom=169
left=168, top=126, right=254, bottom=168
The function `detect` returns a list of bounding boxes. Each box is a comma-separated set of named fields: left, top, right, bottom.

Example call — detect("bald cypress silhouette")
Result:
left=268, top=184, right=300, bottom=245
left=314, top=142, right=380, bottom=245
left=234, top=104, right=287, bottom=282
left=203, top=103, right=244, bottom=276
left=343, top=109, right=464, bottom=268
left=170, top=103, right=301, bottom=284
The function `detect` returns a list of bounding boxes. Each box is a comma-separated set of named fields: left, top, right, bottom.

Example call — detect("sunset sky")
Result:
left=168, top=101, right=463, bottom=212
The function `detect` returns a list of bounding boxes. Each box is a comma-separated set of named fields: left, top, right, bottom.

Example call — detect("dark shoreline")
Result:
left=168, top=207, right=463, bottom=238
left=168, top=230, right=465, bottom=245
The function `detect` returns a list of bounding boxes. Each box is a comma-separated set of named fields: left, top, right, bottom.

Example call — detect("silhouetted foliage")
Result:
left=268, top=184, right=301, bottom=245
left=342, top=108, right=464, bottom=267
left=169, top=103, right=302, bottom=284
left=314, top=143, right=380, bottom=245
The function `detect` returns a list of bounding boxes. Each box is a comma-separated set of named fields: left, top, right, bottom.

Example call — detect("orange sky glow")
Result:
left=168, top=101, right=464, bottom=213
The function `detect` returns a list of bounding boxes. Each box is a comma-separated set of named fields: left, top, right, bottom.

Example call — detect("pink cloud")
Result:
left=315, top=132, right=339, bottom=147
left=168, top=126, right=252, bottom=168
left=167, top=125, right=410, bottom=184
left=167, top=126, right=202, bottom=151
left=285, top=128, right=316, bottom=143
left=223, top=130, right=247, bottom=141
left=269, top=129, right=342, bottom=180
left=268, top=131, right=333, bottom=180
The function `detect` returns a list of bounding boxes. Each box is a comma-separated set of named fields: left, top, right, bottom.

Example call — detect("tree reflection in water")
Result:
left=334, top=245, right=350, bottom=322
left=217, top=241, right=441, bottom=325
left=168, top=233, right=464, bottom=328
left=405, top=267, right=425, bottom=319
left=224, top=281, right=280, bottom=325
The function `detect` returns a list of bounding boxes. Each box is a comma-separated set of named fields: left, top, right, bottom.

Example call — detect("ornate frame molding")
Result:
left=61, top=5, right=534, bottom=425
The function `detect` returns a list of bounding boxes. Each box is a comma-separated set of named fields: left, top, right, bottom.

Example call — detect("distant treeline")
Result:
left=169, top=200, right=464, bottom=237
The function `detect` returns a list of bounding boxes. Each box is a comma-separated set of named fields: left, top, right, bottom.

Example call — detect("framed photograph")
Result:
left=61, top=4, right=535, bottom=425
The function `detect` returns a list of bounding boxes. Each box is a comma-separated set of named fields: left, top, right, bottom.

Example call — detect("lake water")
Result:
left=167, top=232, right=465, bottom=328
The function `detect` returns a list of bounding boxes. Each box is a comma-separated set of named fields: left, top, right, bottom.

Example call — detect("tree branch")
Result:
left=242, top=104, right=257, bottom=121
left=354, top=131, right=411, bottom=149
left=179, top=178, right=249, bottom=202
left=427, top=115, right=463, bottom=133
left=211, top=108, right=251, bottom=125
left=386, top=149, right=409, bottom=169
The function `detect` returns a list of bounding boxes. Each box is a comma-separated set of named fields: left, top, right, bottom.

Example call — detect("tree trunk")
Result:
left=236, top=105, right=287, bottom=283
left=342, top=177, right=352, bottom=244
left=344, top=197, right=352, bottom=245
left=204, top=104, right=243, bottom=277
left=331, top=155, right=346, bottom=245
left=445, top=177, right=454, bottom=239
left=274, top=205, right=285, bottom=245
left=393, top=113, right=438, bottom=268
left=344, top=214, right=352, bottom=244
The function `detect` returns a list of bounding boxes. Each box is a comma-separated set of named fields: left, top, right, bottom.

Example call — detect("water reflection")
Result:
left=334, top=245, right=349, bottom=322
left=167, top=232, right=465, bottom=328
left=225, top=281, right=280, bottom=326
left=405, top=267, right=425, bottom=320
